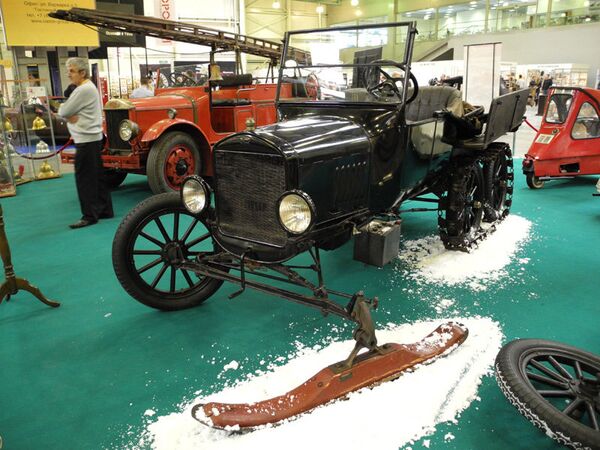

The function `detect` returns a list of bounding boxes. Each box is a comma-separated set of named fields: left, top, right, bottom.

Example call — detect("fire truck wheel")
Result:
left=104, top=168, right=127, bottom=189
left=147, top=131, right=201, bottom=194
left=526, top=174, right=545, bottom=189
left=112, top=192, right=227, bottom=311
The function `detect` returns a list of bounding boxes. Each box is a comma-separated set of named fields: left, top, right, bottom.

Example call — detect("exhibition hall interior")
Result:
left=1, top=0, right=599, bottom=448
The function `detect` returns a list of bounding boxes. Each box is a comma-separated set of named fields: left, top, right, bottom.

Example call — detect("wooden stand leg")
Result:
left=0, top=204, right=60, bottom=308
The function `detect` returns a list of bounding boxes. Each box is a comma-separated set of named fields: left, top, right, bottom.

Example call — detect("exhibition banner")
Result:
left=0, top=0, right=99, bottom=46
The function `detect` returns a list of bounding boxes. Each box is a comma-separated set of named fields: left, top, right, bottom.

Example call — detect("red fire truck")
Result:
left=53, top=8, right=312, bottom=193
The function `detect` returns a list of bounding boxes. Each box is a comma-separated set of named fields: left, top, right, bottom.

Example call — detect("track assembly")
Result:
left=192, top=322, right=468, bottom=430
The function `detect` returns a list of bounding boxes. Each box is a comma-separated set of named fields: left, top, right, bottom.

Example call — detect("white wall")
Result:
left=448, top=21, right=600, bottom=87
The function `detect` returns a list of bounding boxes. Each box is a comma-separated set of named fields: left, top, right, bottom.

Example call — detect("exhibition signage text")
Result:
left=0, top=0, right=99, bottom=46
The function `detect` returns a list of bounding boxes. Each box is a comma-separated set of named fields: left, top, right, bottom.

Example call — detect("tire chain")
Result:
left=438, top=144, right=513, bottom=252
left=495, top=363, right=591, bottom=450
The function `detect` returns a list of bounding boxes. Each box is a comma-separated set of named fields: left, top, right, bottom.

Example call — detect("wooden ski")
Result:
left=192, top=322, right=468, bottom=429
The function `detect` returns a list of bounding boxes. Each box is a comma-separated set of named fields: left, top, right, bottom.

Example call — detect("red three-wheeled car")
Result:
left=523, top=87, right=600, bottom=189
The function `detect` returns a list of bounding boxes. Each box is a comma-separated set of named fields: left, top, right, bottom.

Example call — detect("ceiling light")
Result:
left=583, top=0, right=589, bottom=5
left=585, top=16, right=591, bottom=21
left=470, top=1, right=477, bottom=4
left=355, top=8, right=362, bottom=16
left=424, top=15, right=430, bottom=20
left=272, top=0, right=280, bottom=8
left=350, top=0, right=359, bottom=6
left=316, top=4, right=324, bottom=13
left=406, top=12, right=412, bottom=16
left=502, top=1, right=509, bottom=6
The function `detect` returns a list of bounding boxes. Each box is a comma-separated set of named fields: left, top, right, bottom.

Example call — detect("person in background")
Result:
left=517, top=74, right=526, bottom=90
left=63, top=83, right=77, bottom=98
left=541, top=74, right=553, bottom=96
left=130, top=76, right=154, bottom=98
left=58, top=57, right=113, bottom=229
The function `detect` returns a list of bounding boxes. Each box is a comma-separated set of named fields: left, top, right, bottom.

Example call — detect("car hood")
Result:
left=216, top=116, right=370, bottom=160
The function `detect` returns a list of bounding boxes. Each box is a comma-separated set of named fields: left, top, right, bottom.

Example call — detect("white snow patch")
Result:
left=144, top=409, right=156, bottom=417
left=444, top=432, right=455, bottom=442
left=137, top=317, right=502, bottom=450
left=104, top=313, right=112, bottom=318
left=399, top=215, right=531, bottom=289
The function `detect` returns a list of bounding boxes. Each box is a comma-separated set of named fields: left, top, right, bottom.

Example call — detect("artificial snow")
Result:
left=222, top=361, right=239, bottom=372
left=398, top=215, right=532, bottom=290
left=136, top=317, right=502, bottom=450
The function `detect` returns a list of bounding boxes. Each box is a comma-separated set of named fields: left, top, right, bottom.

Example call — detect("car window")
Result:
left=545, top=94, right=572, bottom=124
left=572, top=101, right=600, bottom=140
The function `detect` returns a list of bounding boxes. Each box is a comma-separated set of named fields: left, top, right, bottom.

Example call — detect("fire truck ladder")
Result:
left=48, top=8, right=310, bottom=74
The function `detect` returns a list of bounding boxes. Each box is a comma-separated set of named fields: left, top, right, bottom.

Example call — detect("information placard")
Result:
left=0, top=0, right=99, bottom=46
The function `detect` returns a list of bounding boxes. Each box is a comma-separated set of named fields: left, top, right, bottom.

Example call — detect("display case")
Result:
left=0, top=102, right=17, bottom=198
left=8, top=86, right=62, bottom=182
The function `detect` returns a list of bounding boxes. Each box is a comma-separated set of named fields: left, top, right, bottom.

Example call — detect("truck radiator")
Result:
left=104, top=110, right=131, bottom=150
left=214, top=150, right=287, bottom=246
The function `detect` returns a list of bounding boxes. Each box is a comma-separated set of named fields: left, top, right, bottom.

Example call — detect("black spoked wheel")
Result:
left=496, top=339, right=600, bottom=449
left=439, top=162, right=485, bottom=250
left=526, top=173, right=545, bottom=189
left=484, top=143, right=514, bottom=222
left=112, top=192, right=226, bottom=311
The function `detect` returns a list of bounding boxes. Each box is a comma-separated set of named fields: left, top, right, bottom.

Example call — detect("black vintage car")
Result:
left=112, top=21, right=527, bottom=329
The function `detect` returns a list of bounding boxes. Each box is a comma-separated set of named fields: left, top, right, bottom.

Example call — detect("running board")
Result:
left=192, top=322, right=468, bottom=430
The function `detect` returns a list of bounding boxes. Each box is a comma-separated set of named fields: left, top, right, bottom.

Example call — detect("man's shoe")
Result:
left=69, top=219, right=97, bottom=229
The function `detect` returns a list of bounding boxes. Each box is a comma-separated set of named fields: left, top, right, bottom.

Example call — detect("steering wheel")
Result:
left=366, top=60, right=419, bottom=104
left=169, top=72, right=196, bottom=87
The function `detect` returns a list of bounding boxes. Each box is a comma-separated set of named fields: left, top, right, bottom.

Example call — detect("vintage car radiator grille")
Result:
left=215, top=150, right=287, bottom=246
left=105, top=110, right=131, bottom=150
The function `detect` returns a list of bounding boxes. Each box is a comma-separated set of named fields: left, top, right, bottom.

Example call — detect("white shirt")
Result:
left=130, top=86, right=154, bottom=98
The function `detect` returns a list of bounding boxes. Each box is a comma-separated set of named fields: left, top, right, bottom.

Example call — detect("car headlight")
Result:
left=182, top=176, right=209, bottom=214
left=118, top=119, right=139, bottom=141
left=278, top=191, right=315, bottom=235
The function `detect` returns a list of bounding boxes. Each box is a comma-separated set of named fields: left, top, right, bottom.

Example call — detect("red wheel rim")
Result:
left=164, top=145, right=196, bottom=190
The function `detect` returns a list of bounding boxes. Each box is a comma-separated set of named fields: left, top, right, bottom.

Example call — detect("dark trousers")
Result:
left=74, top=140, right=113, bottom=221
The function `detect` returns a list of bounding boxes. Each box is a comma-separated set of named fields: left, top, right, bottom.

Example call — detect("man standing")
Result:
left=130, top=76, right=154, bottom=98
left=58, top=57, right=113, bottom=229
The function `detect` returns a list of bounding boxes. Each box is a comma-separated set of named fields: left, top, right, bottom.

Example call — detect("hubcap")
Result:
left=162, top=241, right=185, bottom=265
left=165, top=145, right=195, bottom=189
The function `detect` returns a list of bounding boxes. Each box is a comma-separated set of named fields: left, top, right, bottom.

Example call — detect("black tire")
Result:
left=104, top=168, right=128, bottom=190
left=112, top=192, right=225, bottom=311
left=526, top=173, right=545, bottom=189
left=438, top=162, right=485, bottom=250
left=146, top=131, right=201, bottom=194
left=483, top=144, right=514, bottom=222
left=495, top=339, right=600, bottom=449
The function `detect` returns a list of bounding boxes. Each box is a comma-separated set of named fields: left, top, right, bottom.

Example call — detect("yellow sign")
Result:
left=0, top=0, right=99, bottom=46
left=0, top=59, right=12, bottom=68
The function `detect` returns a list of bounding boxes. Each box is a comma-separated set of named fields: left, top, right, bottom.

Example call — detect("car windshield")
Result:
left=277, top=22, right=414, bottom=105
left=545, top=92, right=573, bottom=124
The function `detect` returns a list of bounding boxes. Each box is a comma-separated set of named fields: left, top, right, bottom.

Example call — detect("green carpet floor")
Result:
left=0, top=171, right=599, bottom=450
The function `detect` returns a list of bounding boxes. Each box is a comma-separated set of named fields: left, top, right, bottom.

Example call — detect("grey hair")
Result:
left=66, top=57, right=90, bottom=79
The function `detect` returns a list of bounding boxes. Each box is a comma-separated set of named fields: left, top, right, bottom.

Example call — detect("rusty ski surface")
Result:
left=192, top=322, right=468, bottom=429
